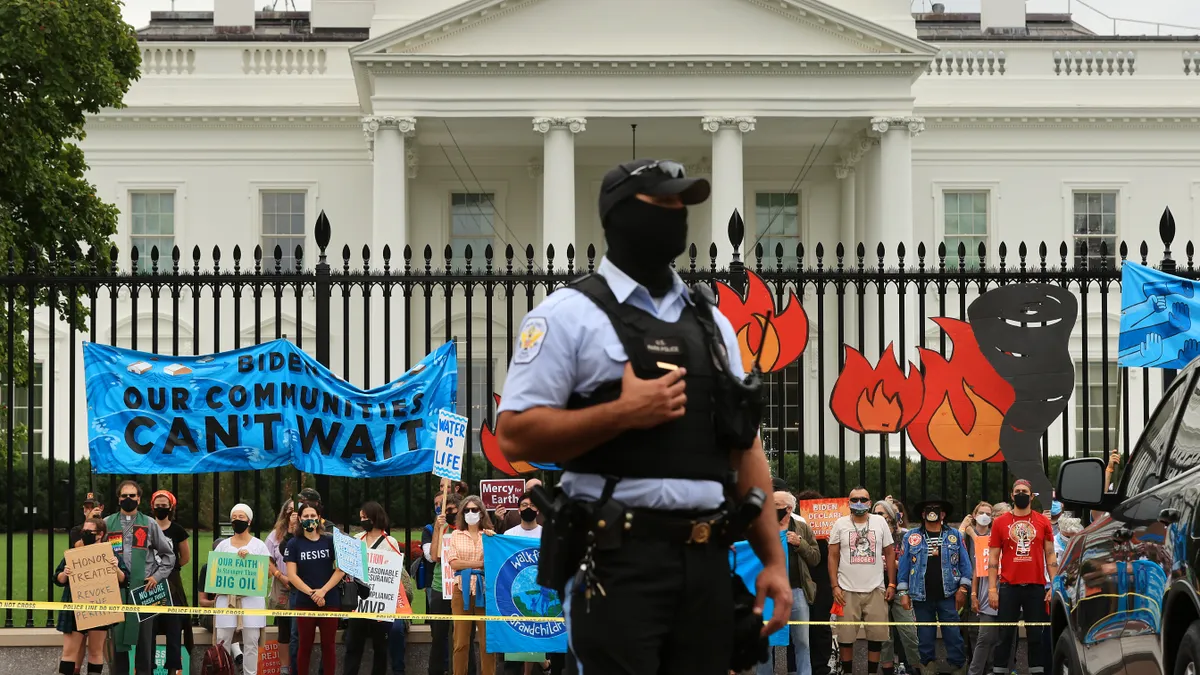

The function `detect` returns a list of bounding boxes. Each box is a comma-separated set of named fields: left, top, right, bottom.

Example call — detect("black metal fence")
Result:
left=0, top=208, right=1185, bottom=627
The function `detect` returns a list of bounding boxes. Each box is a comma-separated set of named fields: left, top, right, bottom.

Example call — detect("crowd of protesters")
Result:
left=52, top=473, right=1085, bottom=675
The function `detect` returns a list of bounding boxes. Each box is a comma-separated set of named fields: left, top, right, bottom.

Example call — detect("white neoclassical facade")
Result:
left=29, top=0, right=1200, bottom=460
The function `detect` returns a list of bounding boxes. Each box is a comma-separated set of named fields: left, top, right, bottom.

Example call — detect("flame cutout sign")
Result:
left=829, top=343, right=923, bottom=434
left=714, top=271, right=809, bottom=373
left=480, top=393, right=559, bottom=476
left=906, top=318, right=1016, bottom=463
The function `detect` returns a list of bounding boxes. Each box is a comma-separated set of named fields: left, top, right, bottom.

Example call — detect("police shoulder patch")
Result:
left=513, top=317, right=548, bottom=364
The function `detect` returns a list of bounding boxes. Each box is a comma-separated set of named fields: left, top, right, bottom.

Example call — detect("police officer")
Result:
left=496, top=158, right=791, bottom=674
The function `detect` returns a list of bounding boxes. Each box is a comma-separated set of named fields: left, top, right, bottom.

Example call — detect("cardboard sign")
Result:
left=440, top=533, right=454, bottom=601
left=480, top=479, right=526, bottom=511
left=257, top=641, right=281, bottom=675
left=332, top=527, right=369, bottom=582
left=65, top=541, right=124, bottom=630
left=356, top=548, right=410, bottom=622
left=131, top=581, right=173, bottom=622
left=204, top=551, right=270, bottom=597
left=796, top=498, right=851, bottom=539
left=129, top=645, right=190, bottom=675
left=433, top=410, right=468, bottom=481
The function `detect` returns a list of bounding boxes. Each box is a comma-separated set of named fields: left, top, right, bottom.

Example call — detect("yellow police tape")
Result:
left=0, top=600, right=1050, bottom=627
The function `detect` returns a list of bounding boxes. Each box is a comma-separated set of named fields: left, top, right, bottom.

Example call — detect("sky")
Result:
left=117, top=0, right=1200, bottom=35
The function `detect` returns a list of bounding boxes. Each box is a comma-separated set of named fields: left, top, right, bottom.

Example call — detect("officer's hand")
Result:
left=618, top=362, right=687, bottom=428
left=755, top=562, right=792, bottom=636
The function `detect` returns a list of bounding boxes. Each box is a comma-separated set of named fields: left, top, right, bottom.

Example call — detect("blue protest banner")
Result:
left=730, top=530, right=790, bottom=647
left=1119, top=262, right=1200, bottom=369
left=483, top=534, right=567, bottom=655
left=85, top=339, right=458, bottom=477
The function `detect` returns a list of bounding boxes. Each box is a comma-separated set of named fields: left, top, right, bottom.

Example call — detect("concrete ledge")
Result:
left=0, top=624, right=433, bottom=648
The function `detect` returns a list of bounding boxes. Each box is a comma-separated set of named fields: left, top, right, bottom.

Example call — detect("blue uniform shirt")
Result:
left=498, top=257, right=745, bottom=510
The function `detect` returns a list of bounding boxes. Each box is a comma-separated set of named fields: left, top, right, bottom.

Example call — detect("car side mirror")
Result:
left=1056, top=457, right=1107, bottom=508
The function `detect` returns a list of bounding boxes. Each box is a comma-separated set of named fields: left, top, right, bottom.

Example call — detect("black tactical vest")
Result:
left=562, top=274, right=729, bottom=482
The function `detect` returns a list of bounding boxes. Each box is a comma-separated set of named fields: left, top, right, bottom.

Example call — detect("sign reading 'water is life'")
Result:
left=84, top=339, right=458, bottom=477
left=432, top=410, right=468, bottom=481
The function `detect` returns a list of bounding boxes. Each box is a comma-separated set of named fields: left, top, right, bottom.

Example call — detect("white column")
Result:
left=869, top=116, right=924, bottom=260
left=363, top=115, right=415, bottom=258
left=533, top=117, right=585, bottom=269
left=362, top=115, right=414, bottom=385
left=837, top=165, right=856, bottom=250
left=701, top=116, right=755, bottom=260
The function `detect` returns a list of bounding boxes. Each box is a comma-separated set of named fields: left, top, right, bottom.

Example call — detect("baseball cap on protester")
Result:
left=82, top=492, right=99, bottom=507
left=300, top=488, right=322, bottom=504
left=598, top=159, right=711, bottom=222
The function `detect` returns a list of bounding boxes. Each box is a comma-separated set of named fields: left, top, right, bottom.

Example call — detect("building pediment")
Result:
left=351, top=0, right=937, bottom=60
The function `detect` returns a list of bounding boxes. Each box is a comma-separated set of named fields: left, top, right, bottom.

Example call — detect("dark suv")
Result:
left=1054, top=365, right=1200, bottom=675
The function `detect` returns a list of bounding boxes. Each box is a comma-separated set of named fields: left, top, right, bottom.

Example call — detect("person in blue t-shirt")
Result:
left=285, top=504, right=344, bottom=675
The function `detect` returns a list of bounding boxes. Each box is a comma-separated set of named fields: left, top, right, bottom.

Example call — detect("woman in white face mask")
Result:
left=446, top=495, right=496, bottom=675
left=965, top=502, right=999, bottom=675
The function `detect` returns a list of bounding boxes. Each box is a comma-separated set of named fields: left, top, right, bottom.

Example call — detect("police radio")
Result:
left=689, top=282, right=765, bottom=452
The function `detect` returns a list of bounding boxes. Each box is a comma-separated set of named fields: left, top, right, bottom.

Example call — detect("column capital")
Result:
left=701, top=116, right=756, bottom=134
left=869, top=116, right=925, bottom=137
left=362, top=115, right=415, bottom=159
left=532, top=117, right=587, bottom=134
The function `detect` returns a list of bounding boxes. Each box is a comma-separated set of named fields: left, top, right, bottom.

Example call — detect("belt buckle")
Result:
left=688, top=520, right=712, bottom=545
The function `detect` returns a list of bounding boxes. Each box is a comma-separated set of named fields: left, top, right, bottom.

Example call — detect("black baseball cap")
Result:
left=598, top=159, right=711, bottom=222
left=82, top=492, right=100, bottom=507
left=300, top=487, right=322, bottom=503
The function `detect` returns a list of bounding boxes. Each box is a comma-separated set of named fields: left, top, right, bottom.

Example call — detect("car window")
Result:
left=1163, top=376, right=1200, bottom=483
left=1123, top=376, right=1189, bottom=496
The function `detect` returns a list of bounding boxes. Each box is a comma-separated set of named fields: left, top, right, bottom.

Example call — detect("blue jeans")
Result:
left=913, top=596, right=965, bottom=667
left=756, top=588, right=812, bottom=675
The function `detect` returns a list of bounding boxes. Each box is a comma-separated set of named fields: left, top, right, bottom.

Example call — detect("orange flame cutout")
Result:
left=714, top=271, right=808, bottom=373
left=830, top=343, right=923, bottom=433
left=906, top=318, right=1015, bottom=463
left=479, top=394, right=541, bottom=476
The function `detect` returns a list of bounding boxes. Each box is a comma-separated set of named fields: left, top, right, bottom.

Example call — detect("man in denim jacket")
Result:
left=896, top=497, right=973, bottom=675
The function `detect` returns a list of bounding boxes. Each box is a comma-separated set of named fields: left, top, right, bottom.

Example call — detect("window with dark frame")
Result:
left=450, top=193, right=496, bottom=270
left=130, top=192, right=176, bottom=271
left=261, top=192, right=306, bottom=271
left=1073, top=191, right=1118, bottom=268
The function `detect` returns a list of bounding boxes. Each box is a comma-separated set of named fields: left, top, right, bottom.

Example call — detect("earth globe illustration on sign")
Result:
left=511, top=566, right=562, bottom=617
left=495, top=547, right=566, bottom=639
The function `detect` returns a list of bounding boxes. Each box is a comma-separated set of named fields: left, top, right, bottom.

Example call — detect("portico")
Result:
left=352, top=0, right=938, bottom=265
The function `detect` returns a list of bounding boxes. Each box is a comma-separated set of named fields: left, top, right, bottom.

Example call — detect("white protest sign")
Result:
left=331, top=528, right=368, bottom=582
left=440, top=533, right=454, bottom=600
left=432, top=410, right=468, bottom=481
left=356, top=548, right=409, bottom=623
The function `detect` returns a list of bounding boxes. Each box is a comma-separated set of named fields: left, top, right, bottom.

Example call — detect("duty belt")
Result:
left=593, top=507, right=729, bottom=546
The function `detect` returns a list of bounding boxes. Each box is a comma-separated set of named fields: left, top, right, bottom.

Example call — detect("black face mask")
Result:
left=153, top=507, right=172, bottom=520
left=1012, top=493, right=1032, bottom=509
left=445, top=511, right=458, bottom=525
left=604, top=199, right=688, bottom=297
left=520, top=508, right=538, bottom=523
left=231, top=520, right=249, bottom=534
left=360, top=519, right=374, bottom=531
left=120, top=498, right=138, bottom=513
left=80, top=532, right=97, bottom=546
left=776, top=508, right=789, bottom=522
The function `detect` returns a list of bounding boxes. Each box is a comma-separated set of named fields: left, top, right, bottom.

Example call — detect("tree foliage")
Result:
left=0, top=0, right=140, bottom=380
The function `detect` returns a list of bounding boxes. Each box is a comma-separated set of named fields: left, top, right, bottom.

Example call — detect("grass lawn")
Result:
left=0, top=531, right=428, bottom=628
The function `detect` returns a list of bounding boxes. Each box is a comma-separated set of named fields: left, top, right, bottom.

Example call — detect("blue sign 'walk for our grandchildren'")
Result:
left=1120, top=262, right=1200, bottom=369
left=482, top=534, right=567, bottom=655
left=731, top=530, right=790, bottom=647
left=84, top=339, right=457, bottom=477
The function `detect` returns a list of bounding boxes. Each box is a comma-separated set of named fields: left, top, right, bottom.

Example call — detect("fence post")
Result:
left=727, top=209, right=746, bottom=294
left=313, top=211, right=333, bottom=499
left=1160, top=206, right=1178, bottom=392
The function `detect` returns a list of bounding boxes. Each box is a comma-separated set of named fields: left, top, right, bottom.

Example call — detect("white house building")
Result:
left=23, top=0, right=1200, bottom=464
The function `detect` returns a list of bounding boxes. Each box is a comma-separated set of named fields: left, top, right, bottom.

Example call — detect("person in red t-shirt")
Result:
left=986, top=479, right=1058, bottom=675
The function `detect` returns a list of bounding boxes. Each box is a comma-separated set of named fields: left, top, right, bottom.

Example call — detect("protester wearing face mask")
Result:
left=500, top=494, right=547, bottom=675
left=345, top=501, right=411, bottom=675
left=988, top=480, right=1056, bottom=675
left=55, top=517, right=127, bottom=675
left=448, top=495, right=497, bottom=675
left=829, top=487, right=896, bottom=675
left=429, top=494, right=465, bottom=675
left=212, top=504, right=269, bottom=675
left=150, top=490, right=191, bottom=675
left=265, top=499, right=298, bottom=675
left=961, top=502, right=995, bottom=675
left=286, top=504, right=345, bottom=675
left=494, top=479, right=545, bottom=532
left=896, top=497, right=972, bottom=675
left=105, top=480, right=177, bottom=675
left=872, top=500, right=920, bottom=675
left=495, top=158, right=790, bottom=673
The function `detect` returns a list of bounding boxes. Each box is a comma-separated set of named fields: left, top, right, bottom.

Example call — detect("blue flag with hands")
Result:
left=1119, top=263, right=1200, bottom=369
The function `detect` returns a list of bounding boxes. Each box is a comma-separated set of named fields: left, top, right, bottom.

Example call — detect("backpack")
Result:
left=201, top=642, right=234, bottom=675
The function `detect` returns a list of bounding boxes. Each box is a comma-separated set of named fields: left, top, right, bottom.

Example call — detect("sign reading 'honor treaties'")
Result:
left=84, top=339, right=458, bottom=477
